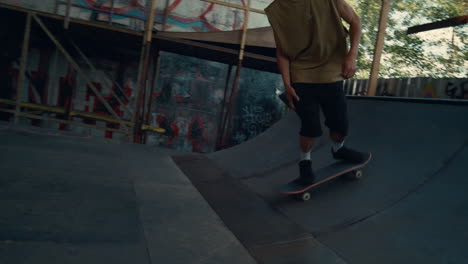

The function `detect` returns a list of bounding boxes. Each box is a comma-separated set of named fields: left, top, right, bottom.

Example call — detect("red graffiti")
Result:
left=81, top=0, right=145, bottom=13
left=187, top=116, right=207, bottom=152
left=156, top=114, right=179, bottom=144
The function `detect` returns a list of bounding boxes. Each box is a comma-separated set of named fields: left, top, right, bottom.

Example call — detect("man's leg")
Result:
left=296, top=136, right=316, bottom=185
left=330, top=131, right=346, bottom=152
left=292, top=84, right=322, bottom=185
left=320, top=82, right=367, bottom=163
left=300, top=135, right=315, bottom=159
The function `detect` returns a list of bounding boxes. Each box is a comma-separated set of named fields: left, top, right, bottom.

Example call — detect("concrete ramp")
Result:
left=2, top=96, right=467, bottom=264
left=203, top=97, right=468, bottom=263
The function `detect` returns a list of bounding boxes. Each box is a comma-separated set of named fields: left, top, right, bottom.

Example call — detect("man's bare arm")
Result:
left=273, top=31, right=299, bottom=109
left=337, top=0, right=361, bottom=78
left=273, top=33, right=292, bottom=87
left=337, top=0, right=361, bottom=57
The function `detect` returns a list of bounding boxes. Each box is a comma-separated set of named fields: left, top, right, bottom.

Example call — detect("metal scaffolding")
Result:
left=0, top=3, right=166, bottom=139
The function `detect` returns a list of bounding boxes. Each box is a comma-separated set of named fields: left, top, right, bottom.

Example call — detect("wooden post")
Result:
left=143, top=49, right=161, bottom=144
left=54, top=0, right=59, bottom=14
left=14, top=13, right=32, bottom=124
left=132, top=0, right=157, bottom=143
left=65, top=83, right=75, bottom=126
left=368, top=0, right=392, bottom=96
left=109, top=0, right=115, bottom=25
left=64, top=0, right=72, bottom=29
left=220, top=0, right=251, bottom=147
left=449, top=27, right=455, bottom=75
left=32, top=14, right=129, bottom=132
left=145, top=0, right=157, bottom=42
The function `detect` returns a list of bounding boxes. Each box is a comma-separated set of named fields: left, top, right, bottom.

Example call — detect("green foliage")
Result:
left=346, top=0, right=467, bottom=78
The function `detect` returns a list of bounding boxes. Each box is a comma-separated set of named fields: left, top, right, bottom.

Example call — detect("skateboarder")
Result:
left=265, top=0, right=368, bottom=185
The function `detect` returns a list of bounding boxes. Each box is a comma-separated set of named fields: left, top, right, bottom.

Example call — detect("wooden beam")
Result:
left=200, top=0, right=265, bottom=14
left=237, top=1, right=251, bottom=61
left=64, top=0, right=72, bottom=29
left=14, top=13, right=32, bottom=124
left=145, top=0, right=158, bottom=42
left=32, top=14, right=129, bottom=131
left=155, top=35, right=276, bottom=62
left=368, top=0, right=392, bottom=97
left=0, top=98, right=165, bottom=133
left=407, top=15, right=468, bottom=35
left=1, top=99, right=63, bottom=113
left=156, top=26, right=276, bottom=48
left=1, top=108, right=126, bottom=133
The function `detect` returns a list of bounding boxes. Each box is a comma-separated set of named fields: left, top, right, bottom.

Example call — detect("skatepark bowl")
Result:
left=1, top=96, right=468, bottom=264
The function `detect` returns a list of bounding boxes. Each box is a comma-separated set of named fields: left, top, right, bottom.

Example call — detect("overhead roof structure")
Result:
left=154, top=27, right=278, bottom=73
left=0, top=3, right=278, bottom=74
left=156, top=26, right=276, bottom=48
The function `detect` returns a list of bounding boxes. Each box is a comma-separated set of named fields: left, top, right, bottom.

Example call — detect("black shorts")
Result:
left=292, top=81, right=349, bottom=138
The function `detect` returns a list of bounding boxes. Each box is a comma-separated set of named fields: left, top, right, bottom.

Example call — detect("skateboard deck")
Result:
left=276, top=152, right=372, bottom=201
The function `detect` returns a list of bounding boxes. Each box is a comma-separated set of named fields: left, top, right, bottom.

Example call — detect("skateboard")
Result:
left=275, top=152, right=372, bottom=201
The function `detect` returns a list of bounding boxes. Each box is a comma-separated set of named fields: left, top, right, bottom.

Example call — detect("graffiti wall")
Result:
left=229, top=68, right=285, bottom=146
left=345, top=78, right=468, bottom=99
left=144, top=52, right=285, bottom=152
left=0, top=16, right=140, bottom=139
left=0, top=7, right=285, bottom=152
left=0, top=0, right=272, bottom=32
left=146, top=52, right=227, bottom=152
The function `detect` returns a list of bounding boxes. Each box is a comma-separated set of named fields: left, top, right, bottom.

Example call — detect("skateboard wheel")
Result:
left=345, top=169, right=364, bottom=180
left=353, top=169, right=363, bottom=179
left=297, top=192, right=311, bottom=201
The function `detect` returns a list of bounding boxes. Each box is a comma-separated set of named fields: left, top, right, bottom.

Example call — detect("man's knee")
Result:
left=299, top=135, right=316, bottom=152
left=330, top=131, right=346, bottom=142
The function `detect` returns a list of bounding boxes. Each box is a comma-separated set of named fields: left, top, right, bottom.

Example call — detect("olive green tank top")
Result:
left=265, top=0, right=348, bottom=83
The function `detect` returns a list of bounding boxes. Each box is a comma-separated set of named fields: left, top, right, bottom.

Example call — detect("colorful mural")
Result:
left=146, top=52, right=227, bottom=152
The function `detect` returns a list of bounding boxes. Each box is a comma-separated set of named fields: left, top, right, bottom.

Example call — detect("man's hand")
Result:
left=337, top=0, right=361, bottom=79
left=285, top=84, right=300, bottom=111
left=341, top=54, right=357, bottom=79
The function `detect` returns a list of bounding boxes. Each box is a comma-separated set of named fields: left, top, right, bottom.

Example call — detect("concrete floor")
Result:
left=0, top=122, right=256, bottom=264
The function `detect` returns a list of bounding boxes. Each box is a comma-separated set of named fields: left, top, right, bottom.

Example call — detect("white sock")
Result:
left=332, top=141, right=345, bottom=152
left=301, top=151, right=311, bottom=161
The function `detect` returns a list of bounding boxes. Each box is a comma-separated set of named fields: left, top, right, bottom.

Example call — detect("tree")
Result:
left=347, top=0, right=467, bottom=78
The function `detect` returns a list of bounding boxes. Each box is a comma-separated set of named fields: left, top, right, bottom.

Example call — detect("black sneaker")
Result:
left=332, top=146, right=368, bottom=163
left=293, top=160, right=316, bottom=186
